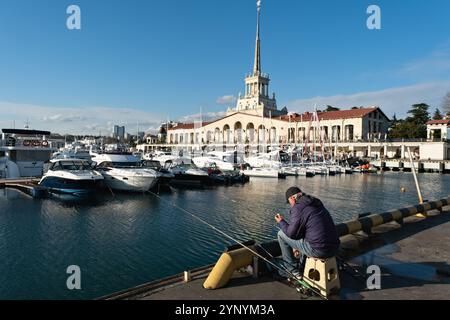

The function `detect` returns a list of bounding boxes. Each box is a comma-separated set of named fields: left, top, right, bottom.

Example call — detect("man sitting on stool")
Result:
left=275, top=187, right=340, bottom=278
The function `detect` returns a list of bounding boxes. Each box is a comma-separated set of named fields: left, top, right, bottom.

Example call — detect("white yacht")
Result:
left=92, top=152, right=160, bottom=192
left=147, top=151, right=192, bottom=167
left=241, top=167, right=285, bottom=179
left=308, top=164, right=328, bottom=176
left=244, top=150, right=289, bottom=169
left=192, top=153, right=235, bottom=171
left=39, top=159, right=104, bottom=198
left=0, top=129, right=55, bottom=179
left=52, top=145, right=92, bottom=162
left=297, top=166, right=316, bottom=177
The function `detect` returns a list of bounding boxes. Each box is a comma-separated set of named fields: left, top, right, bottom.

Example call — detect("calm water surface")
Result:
left=1, top=172, right=449, bottom=299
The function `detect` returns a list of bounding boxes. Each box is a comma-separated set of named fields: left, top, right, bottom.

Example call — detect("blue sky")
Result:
left=0, top=0, right=449, bottom=134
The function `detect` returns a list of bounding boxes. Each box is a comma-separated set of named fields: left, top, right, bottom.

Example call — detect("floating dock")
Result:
left=0, top=178, right=49, bottom=199
left=100, top=197, right=450, bottom=300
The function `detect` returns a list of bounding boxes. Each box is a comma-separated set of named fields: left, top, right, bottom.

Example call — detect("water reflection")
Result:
left=0, top=172, right=450, bottom=299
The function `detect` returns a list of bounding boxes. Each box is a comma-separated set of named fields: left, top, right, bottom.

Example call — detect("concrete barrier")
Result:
left=335, top=197, right=450, bottom=237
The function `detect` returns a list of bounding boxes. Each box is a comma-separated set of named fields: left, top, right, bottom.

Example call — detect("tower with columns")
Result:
left=232, top=0, right=284, bottom=117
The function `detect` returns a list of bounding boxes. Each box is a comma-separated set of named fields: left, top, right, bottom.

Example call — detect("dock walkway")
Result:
left=102, top=207, right=450, bottom=300
left=0, top=178, right=47, bottom=198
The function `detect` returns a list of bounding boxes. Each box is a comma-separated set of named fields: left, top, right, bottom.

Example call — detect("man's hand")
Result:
left=275, top=214, right=284, bottom=224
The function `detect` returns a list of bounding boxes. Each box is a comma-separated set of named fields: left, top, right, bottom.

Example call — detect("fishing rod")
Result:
left=230, top=199, right=287, bottom=217
left=148, top=190, right=327, bottom=299
left=254, top=242, right=323, bottom=297
left=335, top=255, right=366, bottom=284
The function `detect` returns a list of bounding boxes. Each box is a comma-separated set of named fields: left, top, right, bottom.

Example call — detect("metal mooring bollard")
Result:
left=252, top=256, right=259, bottom=278
left=184, top=271, right=191, bottom=283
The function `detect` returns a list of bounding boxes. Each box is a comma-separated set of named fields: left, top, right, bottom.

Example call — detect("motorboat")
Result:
left=204, top=165, right=248, bottom=185
left=169, top=164, right=210, bottom=186
left=309, top=165, right=327, bottom=176
left=241, top=167, right=286, bottom=179
left=149, top=151, right=192, bottom=167
left=39, top=159, right=104, bottom=198
left=281, top=167, right=298, bottom=177
left=244, top=150, right=289, bottom=169
left=336, top=166, right=352, bottom=174
left=297, top=167, right=315, bottom=178
left=0, top=129, right=55, bottom=179
left=141, top=160, right=175, bottom=189
left=52, top=147, right=92, bottom=162
left=92, top=152, right=160, bottom=192
left=192, top=154, right=235, bottom=171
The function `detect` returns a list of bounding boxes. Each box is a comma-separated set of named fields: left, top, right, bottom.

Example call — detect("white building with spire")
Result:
left=159, top=1, right=391, bottom=152
left=230, top=0, right=281, bottom=117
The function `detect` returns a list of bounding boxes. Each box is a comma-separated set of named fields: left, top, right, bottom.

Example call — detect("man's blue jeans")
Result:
left=277, top=230, right=336, bottom=276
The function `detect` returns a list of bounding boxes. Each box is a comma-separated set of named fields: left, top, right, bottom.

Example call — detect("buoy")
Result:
left=400, top=187, right=406, bottom=193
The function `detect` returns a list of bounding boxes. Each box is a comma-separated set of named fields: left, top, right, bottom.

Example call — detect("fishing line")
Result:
left=148, top=190, right=327, bottom=299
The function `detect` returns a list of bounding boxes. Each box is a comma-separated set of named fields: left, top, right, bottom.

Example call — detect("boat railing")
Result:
left=0, top=137, right=54, bottom=149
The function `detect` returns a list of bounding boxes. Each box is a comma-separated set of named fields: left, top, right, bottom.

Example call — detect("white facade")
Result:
left=427, top=120, right=450, bottom=142
left=168, top=108, right=391, bottom=147
left=420, top=142, right=450, bottom=161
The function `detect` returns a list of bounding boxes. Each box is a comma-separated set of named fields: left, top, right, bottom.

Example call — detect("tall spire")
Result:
left=253, top=0, right=261, bottom=75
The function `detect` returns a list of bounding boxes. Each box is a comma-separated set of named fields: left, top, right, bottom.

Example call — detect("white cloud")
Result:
left=0, top=102, right=165, bottom=135
left=286, top=81, right=450, bottom=118
left=397, top=45, right=450, bottom=80
left=216, top=95, right=236, bottom=105
left=178, top=111, right=226, bottom=123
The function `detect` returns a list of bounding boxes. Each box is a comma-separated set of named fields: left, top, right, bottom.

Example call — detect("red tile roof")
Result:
left=426, top=119, right=450, bottom=125
left=168, top=107, right=389, bottom=131
left=277, top=107, right=387, bottom=122
left=169, top=121, right=213, bottom=131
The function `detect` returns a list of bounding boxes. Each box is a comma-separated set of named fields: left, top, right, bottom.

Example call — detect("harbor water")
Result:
left=1, top=172, right=450, bottom=299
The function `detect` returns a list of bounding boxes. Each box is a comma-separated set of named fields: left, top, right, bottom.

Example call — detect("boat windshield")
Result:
left=52, top=161, right=93, bottom=171
left=97, top=161, right=142, bottom=168
left=111, top=162, right=141, bottom=168
left=141, top=160, right=161, bottom=169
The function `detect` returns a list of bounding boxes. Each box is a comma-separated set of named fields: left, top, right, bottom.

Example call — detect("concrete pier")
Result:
left=372, top=160, right=450, bottom=173
left=100, top=202, right=450, bottom=300
left=0, top=179, right=48, bottom=199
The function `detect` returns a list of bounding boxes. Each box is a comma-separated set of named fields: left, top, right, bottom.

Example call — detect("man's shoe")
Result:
left=291, top=270, right=302, bottom=280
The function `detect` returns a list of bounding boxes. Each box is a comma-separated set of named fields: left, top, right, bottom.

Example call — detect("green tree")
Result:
left=325, top=105, right=340, bottom=112
left=388, top=104, right=430, bottom=139
left=433, top=108, right=443, bottom=120
left=406, top=103, right=430, bottom=124
left=392, top=113, right=398, bottom=124
left=441, top=92, right=450, bottom=116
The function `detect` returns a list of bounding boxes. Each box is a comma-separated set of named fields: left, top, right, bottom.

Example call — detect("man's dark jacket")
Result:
left=278, top=195, right=340, bottom=252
